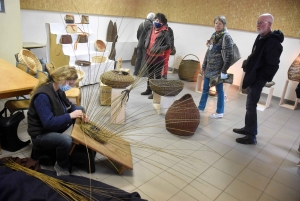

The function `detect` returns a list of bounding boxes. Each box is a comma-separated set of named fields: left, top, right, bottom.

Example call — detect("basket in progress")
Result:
left=94, top=40, right=106, bottom=52
left=149, top=79, right=184, bottom=96
left=99, top=81, right=112, bottom=106
left=18, top=49, right=43, bottom=75
left=100, top=70, right=134, bottom=88
left=92, top=56, right=107, bottom=63
left=165, top=94, right=200, bottom=136
left=178, top=54, right=201, bottom=82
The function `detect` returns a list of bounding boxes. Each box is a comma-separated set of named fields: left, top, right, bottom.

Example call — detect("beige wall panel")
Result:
left=21, top=0, right=300, bottom=38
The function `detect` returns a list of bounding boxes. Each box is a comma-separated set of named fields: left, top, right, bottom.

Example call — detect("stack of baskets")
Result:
left=99, top=81, right=112, bottom=106
left=18, top=49, right=43, bottom=75
left=165, top=94, right=200, bottom=136
left=100, top=70, right=134, bottom=88
left=149, top=79, right=184, bottom=96
left=178, top=54, right=201, bottom=82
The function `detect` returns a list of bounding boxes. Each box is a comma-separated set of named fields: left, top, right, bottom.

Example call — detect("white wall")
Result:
left=20, top=10, right=300, bottom=100
left=0, top=0, right=23, bottom=65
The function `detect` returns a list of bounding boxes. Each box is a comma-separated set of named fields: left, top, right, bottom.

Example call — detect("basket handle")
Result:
left=182, top=54, right=200, bottom=62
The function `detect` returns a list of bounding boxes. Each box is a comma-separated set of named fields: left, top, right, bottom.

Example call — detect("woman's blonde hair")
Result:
left=30, top=65, right=78, bottom=97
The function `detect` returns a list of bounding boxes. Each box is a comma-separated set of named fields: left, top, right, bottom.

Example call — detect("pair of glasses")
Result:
left=256, top=21, right=269, bottom=25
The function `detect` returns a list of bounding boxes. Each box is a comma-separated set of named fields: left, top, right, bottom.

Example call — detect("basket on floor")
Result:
left=149, top=79, right=184, bottom=96
left=100, top=70, right=134, bottom=88
left=18, top=49, right=43, bottom=75
left=99, top=81, right=112, bottom=106
left=178, top=54, right=201, bottom=82
left=165, top=94, right=200, bottom=136
left=94, top=40, right=106, bottom=52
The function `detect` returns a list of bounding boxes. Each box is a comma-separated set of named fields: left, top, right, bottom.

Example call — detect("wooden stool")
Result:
left=257, top=86, right=274, bottom=111
left=153, top=93, right=176, bottom=115
left=65, top=88, right=81, bottom=106
left=279, top=79, right=299, bottom=110
left=195, top=74, right=204, bottom=93
left=111, top=88, right=126, bottom=124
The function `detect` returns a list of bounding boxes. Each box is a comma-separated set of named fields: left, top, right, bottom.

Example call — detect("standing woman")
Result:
left=27, top=65, right=88, bottom=176
left=198, top=15, right=233, bottom=118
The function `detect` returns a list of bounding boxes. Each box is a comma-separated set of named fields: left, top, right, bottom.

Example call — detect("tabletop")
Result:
left=0, top=58, right=38, bottom=99
left=22, top=42, right=46, bottom=49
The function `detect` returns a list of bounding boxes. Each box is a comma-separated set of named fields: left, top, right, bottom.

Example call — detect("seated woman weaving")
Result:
left=27, top=65, right=88, bottom=176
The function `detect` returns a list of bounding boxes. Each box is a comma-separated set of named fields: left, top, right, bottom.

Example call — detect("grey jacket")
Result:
left=202, top=34, right=233, bottom=78
left=137, top=19, right=153, bottom=48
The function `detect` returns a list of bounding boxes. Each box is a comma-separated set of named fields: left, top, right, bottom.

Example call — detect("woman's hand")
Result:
left=70, top=110, right=89, bottom=122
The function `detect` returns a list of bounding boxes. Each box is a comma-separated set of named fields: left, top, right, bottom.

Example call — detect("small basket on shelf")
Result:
left=100, top=70, right=134, bottom=88
left=149, top=79, right=184, bottom=96
left=94, top=40, right=106, bottom=52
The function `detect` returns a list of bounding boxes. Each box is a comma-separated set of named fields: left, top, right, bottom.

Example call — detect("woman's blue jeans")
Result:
left=198, top=76, right=224, bottom=114
left=32, top=132, right=72, bottom=169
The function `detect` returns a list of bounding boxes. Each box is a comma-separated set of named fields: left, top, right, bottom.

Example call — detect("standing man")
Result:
left=233, top=13, right=284, bottom=145
left=134, top=12, right=155, bottom=76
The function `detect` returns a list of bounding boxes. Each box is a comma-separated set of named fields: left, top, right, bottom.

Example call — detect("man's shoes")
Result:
left=209, top=113, right=223, bottom=118
left=236, top=136, right=257, bottom=145
left=148, top=94, right=153, bottom=99
left=233, top=127, right=248, bottom=135
left=141, top=89, right=152, bottom=95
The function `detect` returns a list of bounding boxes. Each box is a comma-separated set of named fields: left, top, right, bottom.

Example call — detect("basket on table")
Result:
left=178, top=54, right=201, bottom=82
left=149, top=79, right=184, bottom=96
left=18, top=49, right=43, bottom=75
left=94, top=40, right=106, bottom=52
left=165, top=94, right=200, bottom=136
left=100, top=70, right=134, bottom=88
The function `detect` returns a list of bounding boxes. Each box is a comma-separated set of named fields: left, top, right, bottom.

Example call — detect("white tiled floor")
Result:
left=1, top=62, right=300, bottom=201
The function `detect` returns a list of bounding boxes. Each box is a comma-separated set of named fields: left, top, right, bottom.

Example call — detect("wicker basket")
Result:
left=99, top=81, right=112, bottom=106
left=92, top=56, right=107, bottom=63
left=18, top=49, right=43, bottom=75
left=165, top=94, right=200, bottom=136
left=178, top=54, right=201, bottom=82
left=94, top=40, right=106, bottom=52
left=149, top=79, right=184, bottom=96
left=287, top=54, right=300, bottom=81
left=75, top=69, right=85, bottom=85
left=100, top=70, right=134, bottom=88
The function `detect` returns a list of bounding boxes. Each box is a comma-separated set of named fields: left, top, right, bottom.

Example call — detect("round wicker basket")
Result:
left=149, top=79, right=184, bottom=96
left=165, top=94, right=200, bottom=136
left=178, top=54, right=201, bottom=82
left=100, top=70, right=134, bottom=88
left=75, top=70, right=85, bottom=85
left=94, top=40, right=106, bottom=52
left=18, top=49, right=43, bottom=75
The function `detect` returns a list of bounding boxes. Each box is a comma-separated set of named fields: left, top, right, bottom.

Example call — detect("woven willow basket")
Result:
left=75, top=69, right=85, bottom=85
left=94, top=40, right=106, bottom=52
left=100, top=70, right=134, bottom=88
left=178, top=54, right=201, bottom=82
left=18, top=49, right=43, bottom=75
left=99, top=82, right=112, bottom=106
left=92, top=56, right=107, bottom=63
left=106, top=20, right=114, bottom=42
left=165, top=94, right=200, bottom=136
left=149, top=79, right=184, bottom=96
left=287, top=54, right=300, bottom=82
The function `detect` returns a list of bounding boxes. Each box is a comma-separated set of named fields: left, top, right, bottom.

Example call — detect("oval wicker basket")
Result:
left=287, top=54, right=300, bottom=82
left=94, top=40, right=106, bottom=52
left=149, top=79, right=184, bottom=96
left=178, top=54, right=201, bottom=82
left=92, top=56, right=107, bottom=63
left=18, top=49, right=43, bottom=75
left=100, top=70, right=135, bottom=88
left=165, top=94, right=200, bottom=136
left=75, top=69, right=85, bottom=85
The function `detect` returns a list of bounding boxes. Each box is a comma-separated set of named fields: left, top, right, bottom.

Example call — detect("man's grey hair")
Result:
left=259, top=13, right=274, bottom=24
left=147, top=12, right=155, bottom=21
left=214, top=15, right=227, bottom=27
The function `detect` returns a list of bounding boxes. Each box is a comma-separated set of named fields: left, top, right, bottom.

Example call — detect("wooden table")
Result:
left=0, top=58, right=38, bottom=154
left=0, top=58, right=38, bottom=99
left=70, top=119, right=133, bottom=175
left=22, top=42, right=46, bottom=50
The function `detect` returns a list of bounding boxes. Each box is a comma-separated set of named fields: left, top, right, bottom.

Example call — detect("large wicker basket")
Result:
left=178, top=54, right=201, bottom=82
left=165, top=94, right=200, bottom=136
left=287, top=54, right=300, bottom=82
left=18, top=49, right=43, bottom=75
left=149, top=79, right=184, bottom=96
left=100, top=70, right=134, bottom=88
left=94, top=40, right=106, bottom=52
left=99, top=81, right=112, bottom=106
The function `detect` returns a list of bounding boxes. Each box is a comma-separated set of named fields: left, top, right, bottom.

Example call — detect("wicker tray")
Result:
left=18, top=49, right=43, bottom=75
left=100, top=70, right=134, bottom=88
left=92, top=56, right=106, bottom=63
left=94, top=40, right=106, bottom=52
left=149, top=79, right=184, bottom=96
